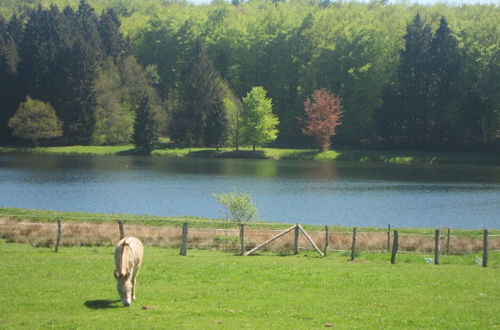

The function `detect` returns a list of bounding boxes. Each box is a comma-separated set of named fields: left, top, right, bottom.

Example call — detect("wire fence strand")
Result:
left=1, top=219, right=498, bottom=255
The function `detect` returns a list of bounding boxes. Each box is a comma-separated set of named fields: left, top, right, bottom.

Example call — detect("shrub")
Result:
left=212, top=189, right=259, bottom=223
left=8, top=96, right=63, bottom=145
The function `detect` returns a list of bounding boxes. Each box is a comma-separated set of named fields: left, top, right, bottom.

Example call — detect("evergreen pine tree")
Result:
left=374, top=85, right=402, bottom=146
left=99, top=8, right=126, bottom=59
left=398, top=13, right=433, bottom=147
left=203, top=88, right=228, bottom=149
left=461, top=90, right=487, bottom=146
left=429, top=16, right=461, bottom=147
left=17, top=6, right=50, bottom=100
left=169, top=39, right=228, bottom=147
left=133, top=90, right=160, bottom=153
left=0, top=15, right=21, bottom=142
left=60, top=39, right=98, bottom=144
left=76, top=0, right=102, bottom=59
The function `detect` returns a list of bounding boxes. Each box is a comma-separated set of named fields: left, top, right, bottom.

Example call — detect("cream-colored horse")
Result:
left=114, top=237, right=144, bottom=306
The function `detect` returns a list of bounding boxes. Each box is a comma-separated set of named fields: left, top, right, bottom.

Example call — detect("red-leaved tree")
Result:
left=302, top=88, right=343, bottom=151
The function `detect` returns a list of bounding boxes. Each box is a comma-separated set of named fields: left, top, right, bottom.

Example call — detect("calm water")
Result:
left=0, top=155, right=499, bottom=229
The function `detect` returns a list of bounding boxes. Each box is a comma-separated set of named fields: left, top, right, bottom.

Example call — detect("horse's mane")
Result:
left=118, top=240, right=131, bottom=278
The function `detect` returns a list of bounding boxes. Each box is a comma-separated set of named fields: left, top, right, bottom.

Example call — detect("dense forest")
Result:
left=0, top=0, right=498, bottom=151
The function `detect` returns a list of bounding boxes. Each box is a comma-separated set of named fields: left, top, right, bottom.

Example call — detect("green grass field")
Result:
left=1, top=143, right=499, bottom=166
left=1, top=239, right=498, bottom=329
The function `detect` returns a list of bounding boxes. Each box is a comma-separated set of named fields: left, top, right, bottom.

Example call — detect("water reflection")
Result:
left=0, top=155, right=499, bottom=229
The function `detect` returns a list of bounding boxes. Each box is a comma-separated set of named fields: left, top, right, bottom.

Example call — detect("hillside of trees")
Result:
left=0, top=0, right=498, bottom=151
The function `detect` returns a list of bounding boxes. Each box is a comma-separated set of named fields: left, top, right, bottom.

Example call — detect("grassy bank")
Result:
left=1, top=143, right=499, bottom=165
left=0, top=239, right=499, bottom=329
left=2, top=207, right=498, bottom=235
left=1, top=208, right=499, bottom=257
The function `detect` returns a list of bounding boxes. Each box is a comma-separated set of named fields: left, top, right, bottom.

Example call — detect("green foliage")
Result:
left=375, top=13, right=486, bottom=149
left=98, top=8, right=125, bottom=58
left=1, top=2, right=161, bottom=147
left=223, top=94, right=242, bottom=150
left=0, top=15, right=20, bottom=142
left=8, top=96, right=62, bottom=145
left=169, top=39, right=228, bottom=148
left=212, top=189, right=259, bottom=223
left=398, top=13, right=434, bottom=146
left=92, top=56, right=163, bottom=146
left=240, top=86, right=279, bottom=151
left=91, top=61, right=134, bottom=145
left=428, top=16, right=461, bottom=147
left=133, top=90, right=160, bottom=153
left=2, top=143, right=500, bottom=166
left=0, top=1, right=499, bottom=150
left=61, top=39, right=99, bottom=144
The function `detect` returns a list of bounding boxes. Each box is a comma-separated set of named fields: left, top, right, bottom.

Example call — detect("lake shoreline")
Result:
left=1, top=144, right=499, bottom=166
left=1, top=207, right=498, bottom=234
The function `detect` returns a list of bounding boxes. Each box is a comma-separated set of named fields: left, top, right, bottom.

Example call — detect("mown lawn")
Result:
left=1, top=143, right=499, bottom=166
left=0, top=239, right=498, bottom=329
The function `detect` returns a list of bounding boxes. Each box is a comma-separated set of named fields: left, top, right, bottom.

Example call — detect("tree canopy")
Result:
left=240, top=86, right=279, bottom=151
left=302, top=88, right=343, bottom=151
left=8, top=96, right=62, bottom=145
left=0, top=1, right=498, bottom=151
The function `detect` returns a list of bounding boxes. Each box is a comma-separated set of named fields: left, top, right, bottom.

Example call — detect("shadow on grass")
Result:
left=219, top=150, right=267, bottom=159
left=155, top=141, right=175, bottom=149
left=187, top=150, right=267, bottom=159
left=334, top=149, right=432, bottom=163
left=280, top=150, right=320, bottom=160
left=186, top=150, right=219, bottom=158
left=84, top=299, right=122, bottom=309
left=116, top=149, right=150, bottom=156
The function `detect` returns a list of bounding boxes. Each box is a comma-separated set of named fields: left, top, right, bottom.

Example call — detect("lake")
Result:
left=0, top=155, right=499, bottom=229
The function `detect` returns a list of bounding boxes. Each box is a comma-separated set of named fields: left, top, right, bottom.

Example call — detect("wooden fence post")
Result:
left=118, top=221, right=125, bottom=240
left=387, top=224, right=391, bottom=252
left=391, top=230, right=399, bottom=264
left=324, top=225, right=329, bottom=256
left=446, top=228, right=450, bottom=255
left=483, top=229, right=489, bottom=268
left=294, top=224, right=299, bottom=255
left=239, top=223, right=245, bottom=256
left=298, top=224, right=324, bottom=257
left=180, top=222, right=189, bottom=256
left=434, top=229, right=441, bottom=265
left=55, top=219, right=62, bottom=253
left=350, top=227, right=357, bottom=261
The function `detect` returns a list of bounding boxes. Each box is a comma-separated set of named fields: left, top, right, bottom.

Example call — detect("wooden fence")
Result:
left=0, top=218, right=498, bottom=267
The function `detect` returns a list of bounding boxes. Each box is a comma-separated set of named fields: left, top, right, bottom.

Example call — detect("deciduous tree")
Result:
left=212, top=189, right=259, bottom=223
left=302, top=88, right=343, bottom=151
left=240, top=86, right=279, bottom=151
left=8, top=96, right=62, bottom=145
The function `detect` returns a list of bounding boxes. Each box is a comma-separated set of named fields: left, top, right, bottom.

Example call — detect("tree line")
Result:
left=0, top=1, right=161, bottom=151
left=0, top=0, right=498, bottom=151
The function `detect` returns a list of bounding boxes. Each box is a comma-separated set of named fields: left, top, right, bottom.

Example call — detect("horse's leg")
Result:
left=131, top=266, right=140, bottom=301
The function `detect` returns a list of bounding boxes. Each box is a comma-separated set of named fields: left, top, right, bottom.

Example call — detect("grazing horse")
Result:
left=114, top=236, right=144, bottom=306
